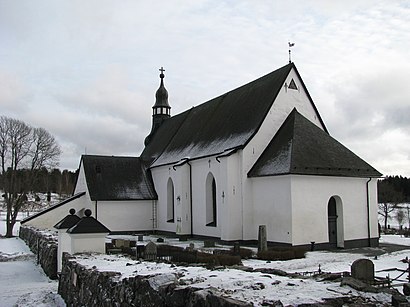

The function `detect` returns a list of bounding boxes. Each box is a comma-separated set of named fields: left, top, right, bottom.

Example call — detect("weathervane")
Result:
left=288, top=42, right=295, bottom=63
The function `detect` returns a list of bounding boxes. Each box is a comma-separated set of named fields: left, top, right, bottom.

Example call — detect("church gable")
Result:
left=248, top=109, right=382, bottom=178
left=147, top=63, right=294, bottom=168
left=81, top=155, right=157, bottom=201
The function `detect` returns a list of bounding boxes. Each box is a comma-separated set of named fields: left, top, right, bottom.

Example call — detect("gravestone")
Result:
left=258, top=225, right=267, bottom=252
left=144, top=242, right=157, bottom=260
left=187, top=243, right=195, bottom=251
left=233, top=242, right=240, bottom=255
left=116, top=239, right=125, bottom=248
left=204, top=240, right=215, bottom=248
left=351, top=258, right=374, bottom=282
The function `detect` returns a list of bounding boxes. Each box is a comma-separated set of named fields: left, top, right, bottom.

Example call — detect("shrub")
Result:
left=257, top=247, right=306, bottom=261
left=230, top=247, right=254, bottom=259
left=216, top=254, right=242, bottom=266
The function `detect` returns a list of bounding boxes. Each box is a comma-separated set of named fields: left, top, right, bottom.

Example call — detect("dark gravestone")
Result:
left=204, top=240, right=215, bottom=248
left=144, top=242, right=157, bottom=260
left=138, top=235, right=143, bottom=242
left=351, top=259, right=374, bottom=282
left=233, top=242, right=240, bottom=255
left=187, top=243, right=195, bottom=252
left=258, top=225, right=267, bottom=253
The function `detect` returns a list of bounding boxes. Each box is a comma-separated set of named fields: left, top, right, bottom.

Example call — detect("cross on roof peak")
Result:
left=159, top=67, right=165, bottom=78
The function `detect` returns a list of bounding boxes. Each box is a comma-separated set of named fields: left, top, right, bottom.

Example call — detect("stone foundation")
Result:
left=19, top=225, right=58, bottom=279
left=59, top=253, right=252, bottom=307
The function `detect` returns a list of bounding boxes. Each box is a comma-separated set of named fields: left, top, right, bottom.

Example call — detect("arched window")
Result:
left=206, top=173, right=217, bottom=227
left=167, top=178, right=175, bottom=222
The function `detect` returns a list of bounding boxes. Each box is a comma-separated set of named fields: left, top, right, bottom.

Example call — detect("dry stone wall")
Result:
left=59, top=253, right=252, bottom=307
left=19, top=225, right=58, bottom=279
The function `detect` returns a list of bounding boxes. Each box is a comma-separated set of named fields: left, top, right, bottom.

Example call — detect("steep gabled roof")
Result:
left=248, top=109, right=382, bottom=178
left=81, top=155, right=157, bottom=201
left=144, top=63, right=305, bottom=167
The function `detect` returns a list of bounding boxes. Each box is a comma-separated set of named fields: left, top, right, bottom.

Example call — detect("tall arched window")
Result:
left=206, top=173, right=217, bottom=227
left=167, top=178, right=175, bottom=222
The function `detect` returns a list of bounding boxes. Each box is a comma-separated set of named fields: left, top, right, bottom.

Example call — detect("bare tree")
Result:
left=378, top=182, right=403, bottom=231
left=0, top=116, right=61, bottom=237
left=397, top=209, right=405, bottom=228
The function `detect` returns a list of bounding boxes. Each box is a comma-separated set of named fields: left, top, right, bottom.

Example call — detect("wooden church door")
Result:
left=328, top=197, right=338, bottom=248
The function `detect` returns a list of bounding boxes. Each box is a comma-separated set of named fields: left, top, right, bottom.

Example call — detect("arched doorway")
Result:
left=327, top=196, right=344, bottom=248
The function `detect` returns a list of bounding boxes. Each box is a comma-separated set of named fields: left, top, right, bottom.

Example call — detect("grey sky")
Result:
left=0, top=1, right=409, bottom=176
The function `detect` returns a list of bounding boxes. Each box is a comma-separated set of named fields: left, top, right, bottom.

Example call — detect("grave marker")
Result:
left=258, top=225, right=267, bottom=252
left=144, top=241, right=157, bottom=260
left=351, top=258, right=374, bottom=282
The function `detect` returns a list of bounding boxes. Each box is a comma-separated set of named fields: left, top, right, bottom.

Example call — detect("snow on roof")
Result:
left=143, top=64, right=295, bottom=168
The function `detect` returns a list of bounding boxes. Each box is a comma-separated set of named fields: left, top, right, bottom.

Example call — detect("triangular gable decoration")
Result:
left=288, top=79, right=298, bottom=90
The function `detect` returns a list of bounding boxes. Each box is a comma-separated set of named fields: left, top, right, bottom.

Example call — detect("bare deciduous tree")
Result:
left=378, top=181, right=403, bottom=231
left=0, top=116, right=61, bottom=237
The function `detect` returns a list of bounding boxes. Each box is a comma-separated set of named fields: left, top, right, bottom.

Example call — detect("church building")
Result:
left=22, top=63, right=382, bottom=249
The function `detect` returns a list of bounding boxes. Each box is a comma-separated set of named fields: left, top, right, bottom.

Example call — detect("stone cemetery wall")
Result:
left=19, top=225, right=58, bottom=279
left=59, top=253, right=252, bottom=307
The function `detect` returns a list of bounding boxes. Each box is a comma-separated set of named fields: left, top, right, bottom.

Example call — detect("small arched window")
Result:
left=206, top=173, right=217, bottom=227
left=167, top=178, right=175, bottom=222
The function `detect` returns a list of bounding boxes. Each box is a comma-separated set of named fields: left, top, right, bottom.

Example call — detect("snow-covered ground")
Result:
left=74, top=236, right=410, bottom=306
left=0, top=237, right=65, bottom=307
left=1, top=220, right=410, bottom=306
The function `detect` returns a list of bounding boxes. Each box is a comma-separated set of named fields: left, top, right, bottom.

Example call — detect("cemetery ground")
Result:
left=1, top=213, right=410, bottom=306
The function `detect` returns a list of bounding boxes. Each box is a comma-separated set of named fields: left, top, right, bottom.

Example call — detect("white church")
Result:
left=22, top=63, right=382, bottom=249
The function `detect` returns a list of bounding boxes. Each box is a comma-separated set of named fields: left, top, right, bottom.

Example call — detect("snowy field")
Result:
left=1, top=218, right=410, bottom=306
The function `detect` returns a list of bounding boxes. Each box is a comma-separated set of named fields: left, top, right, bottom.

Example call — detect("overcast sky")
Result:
left=0, top=1, right=409, bottom=177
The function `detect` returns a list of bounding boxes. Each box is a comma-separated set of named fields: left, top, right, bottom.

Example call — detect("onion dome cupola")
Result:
left=145, top=67, right=171, bottom=145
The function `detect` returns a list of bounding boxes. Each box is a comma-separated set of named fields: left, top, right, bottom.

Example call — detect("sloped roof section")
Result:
left=67, top=216, right=110, bottom=234
left=82, top=155, right=157, bottom=201
left=54, top=212, right=81, bottom=229
left=248, top=109, right=382, bottom=178
left=146, top=63, right=296, bottom=167
left=21, top=192, right=86, bottom=224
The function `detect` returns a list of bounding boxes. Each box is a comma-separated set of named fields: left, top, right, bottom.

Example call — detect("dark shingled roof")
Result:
left=82, top=155, right=157, bottom=201
left=143, top=63, right=324, bottom=168
left=54, top=213, right=81, bottom=229
left=21, top=192, right=86, bottom=224
left=248, top=109, right=382, bottom=178
left=67, top=216, right=110, bottom=234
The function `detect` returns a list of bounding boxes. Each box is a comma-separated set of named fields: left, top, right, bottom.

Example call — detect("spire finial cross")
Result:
left=288, top=42, right=295, bottom=63
left=159, top=67, right=165, bottom=79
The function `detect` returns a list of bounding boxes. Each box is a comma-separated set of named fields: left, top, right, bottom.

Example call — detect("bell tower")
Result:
left=145, top=67, right=171, bottom=145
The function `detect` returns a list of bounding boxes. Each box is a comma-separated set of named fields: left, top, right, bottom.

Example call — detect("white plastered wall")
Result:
left=242, top=67, right=324, bottom=240
left=74, top=161, right=88, bottom=195
left=151, top=165, right=191, bottom=235
left=290, top=175, right=378, bottom=246
left=68, top=233, right=107, bottom=254
left=250, top=175, right=293, bottom=244
left=96, top=200, right=153, bottom=232
left=152, top=151, right=243, bottom=240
